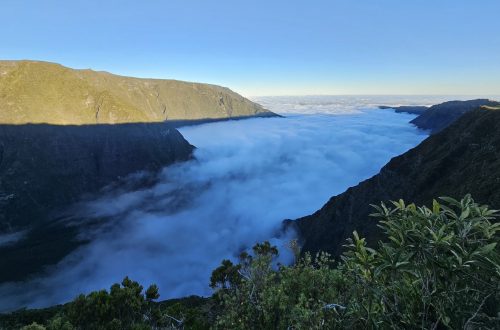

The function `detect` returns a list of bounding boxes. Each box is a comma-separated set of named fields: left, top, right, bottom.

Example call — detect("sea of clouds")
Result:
left=0, top=96, right=430, bottom=311
left=253, top=95, right=499, bottom=115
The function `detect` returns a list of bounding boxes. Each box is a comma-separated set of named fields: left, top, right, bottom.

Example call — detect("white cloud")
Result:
left=0, top=97, right=428, bottom=311
left=253, top=95, right=499, bottom=115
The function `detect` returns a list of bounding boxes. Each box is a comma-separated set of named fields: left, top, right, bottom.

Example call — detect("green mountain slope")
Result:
left=0, top=60, right=275, bottom=125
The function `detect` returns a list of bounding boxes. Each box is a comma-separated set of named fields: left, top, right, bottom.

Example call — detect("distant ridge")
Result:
left=0, top=60, right=276, bottom=125
left=378, top=105, right=429, bottom=115
left=410, top=99, right=500, bottom=133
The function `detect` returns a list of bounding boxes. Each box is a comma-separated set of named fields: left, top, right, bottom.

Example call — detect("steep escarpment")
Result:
left=410, top=99, right=500, bottom=133
left=0, top=60, right=275, bottom=125
left=0, top=123, right=194, bottom=281
left=291, top=107, right=500, bottom=257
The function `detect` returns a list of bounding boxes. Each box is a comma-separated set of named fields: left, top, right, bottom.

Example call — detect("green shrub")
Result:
left=20, top=322, right=46, bottom=330
left=212, top=195, right=500, bottom=329
left=65, top=277, right=161, bottom=330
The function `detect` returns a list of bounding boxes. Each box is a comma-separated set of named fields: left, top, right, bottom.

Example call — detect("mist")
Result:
left=0, top=99, right=428, bottom=311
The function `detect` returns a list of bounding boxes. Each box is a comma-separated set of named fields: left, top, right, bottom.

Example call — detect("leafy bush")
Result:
left=0, top=280, right=210, bottom=330
left=64, top=276, right=161, bottom=329
left=20, top=323, right=46, bottom=330
left=212, top=195, right=500, bottom=329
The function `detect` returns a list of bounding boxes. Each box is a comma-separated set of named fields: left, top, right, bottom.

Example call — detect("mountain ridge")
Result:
left=378, top=105, right=429, bottom=115
left=0, top=60, right=276, bottom=125
left=410, top=99, right=500, bottom=133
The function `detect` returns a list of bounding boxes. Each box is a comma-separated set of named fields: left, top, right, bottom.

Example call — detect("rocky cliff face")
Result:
left=410, top=99, right=500, bottom=133
left=0, top=60, right=275, bottom=125
left=290, top=107, right=500, bottom=257
left=0, top=123, right=194, bottom=282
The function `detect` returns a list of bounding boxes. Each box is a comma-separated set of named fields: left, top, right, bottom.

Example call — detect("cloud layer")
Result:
left=253, top=95, right=499, bottom=115
left=0, top=99, right=427, bottom=311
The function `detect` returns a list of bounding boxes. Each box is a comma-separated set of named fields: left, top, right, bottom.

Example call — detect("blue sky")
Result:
left=1, top=0, right=499, bottom=96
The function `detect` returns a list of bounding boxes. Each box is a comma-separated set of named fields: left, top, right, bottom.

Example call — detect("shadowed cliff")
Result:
left=289, top=106, right=500, bottom=257
left=0, top=60, right=276, bottom=125
left=0, top=123, right=194, bottom=281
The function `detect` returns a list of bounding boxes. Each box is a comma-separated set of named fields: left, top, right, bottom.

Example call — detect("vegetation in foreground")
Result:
left=1, top=195, right=499, bottom=329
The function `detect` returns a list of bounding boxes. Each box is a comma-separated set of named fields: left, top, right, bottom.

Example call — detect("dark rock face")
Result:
left=410, top=99, right=500, bottom=133
left=290, top=108, right=500, bottom=257
left=0, top=123, right=193, bottom=281
left=378, top=105, right=429, bottom=115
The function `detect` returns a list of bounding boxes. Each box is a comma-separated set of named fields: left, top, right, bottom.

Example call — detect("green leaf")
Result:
left=432, top=199, right=440, bottom=214
left=480, top=242, right=497, bottom=254
left=459, top=207, right=470, bottom=220
left=439, top=196, right=460, bottom=206
left=395, top=261, right=409, bottom=268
